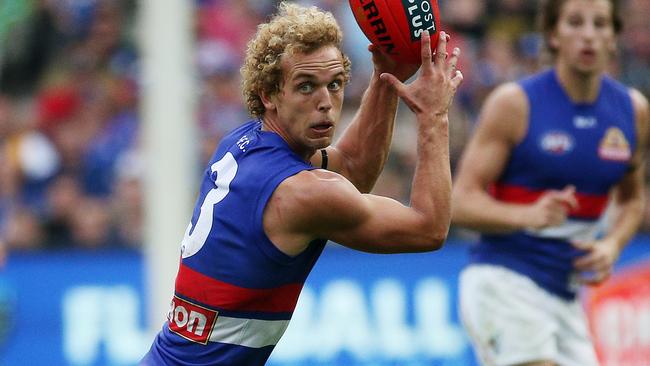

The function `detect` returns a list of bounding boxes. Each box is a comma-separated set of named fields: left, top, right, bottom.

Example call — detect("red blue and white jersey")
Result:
left=470, top=69, right=636, bottom=300
left=141, top=120, right=326, bottom=365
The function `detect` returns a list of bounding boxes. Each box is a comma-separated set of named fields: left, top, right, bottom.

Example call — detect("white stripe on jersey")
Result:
left=524, top=217, right=607, bottom=242
left=209, top=316, right=290, bottom=348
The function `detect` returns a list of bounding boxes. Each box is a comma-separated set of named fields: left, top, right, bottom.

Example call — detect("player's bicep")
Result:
left=323, top=193, right=436, bottom=253
left=629, top=88, right=649, bottom=170
left=291, top=172, right=434, bottom=253
left=454, top=124, right=512, bottom=190
left=613, top=89, right=650, bottom=204
left=612, top=163, right=644, bottom=206
left=454, top=83, right=527, bottom=190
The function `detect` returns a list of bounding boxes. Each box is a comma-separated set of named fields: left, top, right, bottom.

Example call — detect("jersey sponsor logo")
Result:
left=598, top=127, right=631, bottom=162
left=573, top=115, right=597, bottom=129
left=402, top=0, right=437, bottom=41
left=539, top=131, right=574, bottom=155
left=168, top=296, right=218, bottom=345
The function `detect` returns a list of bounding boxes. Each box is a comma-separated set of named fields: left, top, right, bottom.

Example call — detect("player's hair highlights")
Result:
left=241, top=1, right=351, bottom=118
left=538, top=0, right=623, bottom=57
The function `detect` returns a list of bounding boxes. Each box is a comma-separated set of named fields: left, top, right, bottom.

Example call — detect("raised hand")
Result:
left=378, top=30, right=463, bottom=118
left=368, top=43, right=419, bottom=82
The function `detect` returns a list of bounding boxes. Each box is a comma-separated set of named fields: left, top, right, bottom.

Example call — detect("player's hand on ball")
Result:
left=379, top=30, right=463, bottom=117
left=368, top=43, right=419, bottom=82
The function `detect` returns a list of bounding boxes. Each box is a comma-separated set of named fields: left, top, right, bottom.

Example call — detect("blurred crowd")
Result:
left=0, top=0, right=649, bottom=253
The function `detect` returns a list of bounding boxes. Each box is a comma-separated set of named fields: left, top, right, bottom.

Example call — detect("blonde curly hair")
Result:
left=241, top=2, right=351, bottom=118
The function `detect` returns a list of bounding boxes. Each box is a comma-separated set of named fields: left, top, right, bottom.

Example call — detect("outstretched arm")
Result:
left=310, top=43, right=419, bottom=193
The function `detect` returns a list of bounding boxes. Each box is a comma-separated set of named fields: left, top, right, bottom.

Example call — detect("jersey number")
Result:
left=181, top=152, right=238, bottom=258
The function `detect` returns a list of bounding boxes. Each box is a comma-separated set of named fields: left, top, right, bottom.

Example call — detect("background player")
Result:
left=141, top=2, right=462, bottom=365
left=452, top=0, right=648, bottom=365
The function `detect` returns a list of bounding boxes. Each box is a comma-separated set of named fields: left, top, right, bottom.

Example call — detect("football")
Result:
left=349, top=0, right=441, bottom=64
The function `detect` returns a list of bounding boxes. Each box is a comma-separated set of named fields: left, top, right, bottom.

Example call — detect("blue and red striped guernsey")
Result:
left=141, top=120, right=326, bottom=365
left=174, top=264, right=304, bottom=313
left=490, top=184, right=609, bottom=220
left=471, top=68, right=636, bottom=300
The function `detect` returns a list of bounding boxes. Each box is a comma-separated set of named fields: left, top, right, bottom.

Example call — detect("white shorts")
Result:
left=458, top=265, right=599, bottom=366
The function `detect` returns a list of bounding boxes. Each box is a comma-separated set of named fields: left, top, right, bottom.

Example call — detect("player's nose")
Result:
left=316, top=87, right=332, bottom=112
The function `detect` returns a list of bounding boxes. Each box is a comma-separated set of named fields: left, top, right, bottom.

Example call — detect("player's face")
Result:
left=551, top=0, right=616, bottom=75
left=270, top=46, right=345, bottom=157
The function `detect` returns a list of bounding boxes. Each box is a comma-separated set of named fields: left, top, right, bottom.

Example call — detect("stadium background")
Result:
left=0, top=0, right=649, bottom=365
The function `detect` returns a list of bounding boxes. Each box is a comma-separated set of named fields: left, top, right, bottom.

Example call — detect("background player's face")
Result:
left=271, top=46, right=345, bottom=154
left=551, top=0, right=616, bottom=75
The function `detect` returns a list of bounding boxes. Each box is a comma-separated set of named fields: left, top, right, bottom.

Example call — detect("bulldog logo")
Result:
left=598, top=127, right=631, bottom=162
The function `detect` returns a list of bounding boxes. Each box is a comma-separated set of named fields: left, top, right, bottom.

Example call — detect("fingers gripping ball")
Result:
left=349, top=0, right=441, bottom=64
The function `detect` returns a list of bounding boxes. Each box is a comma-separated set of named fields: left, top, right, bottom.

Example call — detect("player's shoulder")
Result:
left=208, top=120, right=260, bottom=160
left=487, top=82, right=528, bottom=108
left=277, top=169, right=360, bottom=208
left=220, top=120, right=260, bottom=146
left=279, top=169, right=365, bottom=216
left=475, top=81, right=530, bottom=144
left=269, top=169, right=367, bottom=234
left=629, top=87, right=649, bottom=114
left=480, top=82, right=528, bottom=125
left=628, top=87, right=649, bottom=142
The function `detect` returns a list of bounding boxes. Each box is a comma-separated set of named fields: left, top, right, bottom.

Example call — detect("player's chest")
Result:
left=515, top=111, right=633, bottom=186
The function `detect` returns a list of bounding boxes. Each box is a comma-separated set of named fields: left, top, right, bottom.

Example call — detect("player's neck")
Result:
left=555, top=63, right=602, bottom=104
left=261, top=116, right=314, bottom=161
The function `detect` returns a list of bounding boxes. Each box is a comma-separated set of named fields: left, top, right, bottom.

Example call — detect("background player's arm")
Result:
left=310, top=45, right=419, bottom=193
left=604, top=89, right=648, bottom=249
left=451, top=83, right=528, bottom=232
left=451, top=83, right=577, bottom=233
left=573, top=89, right=649, bottom=284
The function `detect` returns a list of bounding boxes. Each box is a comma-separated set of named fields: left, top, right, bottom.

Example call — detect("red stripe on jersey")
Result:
left=490, top=184, right=608, bottom=220
left=175, top=263, right=303, bottom=313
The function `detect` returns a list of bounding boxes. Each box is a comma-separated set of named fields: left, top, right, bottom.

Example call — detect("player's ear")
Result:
left=259, top=89, right=276, bottom=111
left=548, top=31, right=560, bottom=52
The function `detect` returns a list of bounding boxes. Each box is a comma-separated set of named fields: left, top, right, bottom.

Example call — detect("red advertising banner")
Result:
left=585, top=261, right=650, bottom=366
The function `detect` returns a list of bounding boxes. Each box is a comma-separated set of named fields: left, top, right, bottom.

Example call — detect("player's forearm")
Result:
left=334, top=73, right=399, bottom=192
left=410, top=115, right=451, bottom=245
left=451, top=188, right=534, bottom=233
left=604, top=195, right=644, bottom=253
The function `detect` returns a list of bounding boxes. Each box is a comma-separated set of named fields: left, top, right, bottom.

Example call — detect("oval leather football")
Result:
left=349, top=0, right=441, bottom=64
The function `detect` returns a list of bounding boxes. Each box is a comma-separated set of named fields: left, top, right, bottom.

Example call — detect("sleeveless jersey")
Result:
left=142, top=120, right=326, bottom=365
left=470, top=69, right=636, bottom=300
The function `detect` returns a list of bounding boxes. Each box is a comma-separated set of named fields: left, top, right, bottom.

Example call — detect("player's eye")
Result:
left=297, top=82, right=313, bottom=93
left=328, top=80, right=342, bottom=91
left=567, top=15, right=583, bottom=27
left=594, top=17, right=610, bottom=29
